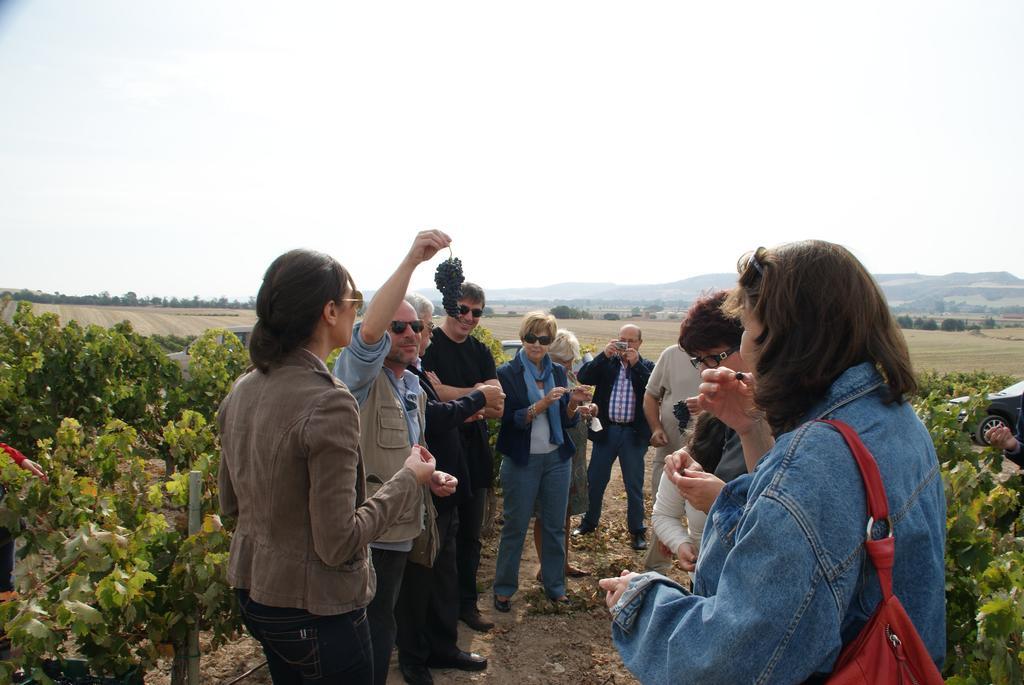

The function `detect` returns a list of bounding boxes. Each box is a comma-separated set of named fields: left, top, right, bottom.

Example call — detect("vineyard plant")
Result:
left=0, top=301, right=1021, bottom=682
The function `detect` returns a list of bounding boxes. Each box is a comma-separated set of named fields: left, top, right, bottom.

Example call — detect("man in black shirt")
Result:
left=421, top=282, right=504, bottom=633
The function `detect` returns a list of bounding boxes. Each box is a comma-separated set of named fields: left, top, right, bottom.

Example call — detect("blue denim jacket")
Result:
left=611, top=363, right=946, bottom=684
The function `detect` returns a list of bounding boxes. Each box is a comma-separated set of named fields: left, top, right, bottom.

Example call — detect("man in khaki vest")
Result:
left=334, top=232, right=467, bottom=685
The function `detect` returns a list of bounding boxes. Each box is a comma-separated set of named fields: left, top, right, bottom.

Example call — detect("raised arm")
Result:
left=359, top=230, right=451, bottom=345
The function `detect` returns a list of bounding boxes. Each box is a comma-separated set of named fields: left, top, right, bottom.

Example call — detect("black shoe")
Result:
left=427, top=650, right=488, bottom=671
left=460, top=607, right=495, bottom=631
left=493, top=595, right=511, bottom=613
left=572, top=520, right=597, bottom=537
left=631, top=531, right=648, bottom=550
left=399, top=662, right=434, bottom=685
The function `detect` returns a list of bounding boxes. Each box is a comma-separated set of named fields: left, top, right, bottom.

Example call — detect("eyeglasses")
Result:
left=339, top=290, right=364, bottom=309
left=689, top=345, right=740, bottom=369
left=458, top=304, right=484, bottom=318
left=390, top=320, right=425, bottom=334
left=523, top=333, right=553, bottom=346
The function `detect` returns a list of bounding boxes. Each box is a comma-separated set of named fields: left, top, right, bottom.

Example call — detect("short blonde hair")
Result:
left=548, top=330, right=580, bottom=365
left=518, top=311, right=557, bottom=340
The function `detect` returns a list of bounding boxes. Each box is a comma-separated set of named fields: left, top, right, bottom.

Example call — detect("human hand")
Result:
left=463, top=410, right=485, bottom=423
left=676, top=542, right=697, bottom=572
left=985, top=424, right=1020, bottom=452
left=603, top=340, right=623, bottom=358
left=666, top=466, right=725, bottom=514
left=429, top=470, right=458, bottom=497
left=685, top=396, right=702, bottom=415
left=664, top=447, right=703, bottom=475
left=599, top=570, right=639, bottom=609
left=650, top=428, right=668, bottom=448
left=698, top=367, right=762, bottom=435
left=406, top=229, right=453, bottom=266
left=18, top=458, right=48, bottom=483
left=476, top=383, right=506, bottom=412
left=403, top=445, right=436, bottom=485
left=570, top=385, right=593, bottom=403
left=544, top=387, right=569, bottom=406
left=425, top=370, right=442, bottom=387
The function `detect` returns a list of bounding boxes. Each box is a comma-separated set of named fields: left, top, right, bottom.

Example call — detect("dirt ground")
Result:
left=145, top=448, right=686, bottom=685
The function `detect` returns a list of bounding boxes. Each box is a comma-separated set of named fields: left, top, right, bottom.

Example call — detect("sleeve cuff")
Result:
left=610, top=572, right=687, bottom=633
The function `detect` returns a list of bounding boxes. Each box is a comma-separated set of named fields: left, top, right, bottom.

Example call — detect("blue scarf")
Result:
left=518, top=348, right=564, bottom=447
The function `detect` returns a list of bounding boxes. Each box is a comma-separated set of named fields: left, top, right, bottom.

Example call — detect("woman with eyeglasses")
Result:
left=601, top=241, right=946, bottom=682
left=492, top=312, right=587, bottom=612
left=218, top=232, right=449, bottom=684
left=649, top=290, right=748, bottom=576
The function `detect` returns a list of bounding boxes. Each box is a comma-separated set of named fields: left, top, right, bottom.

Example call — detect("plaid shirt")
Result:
left=608, top=360, right=635, bottom=423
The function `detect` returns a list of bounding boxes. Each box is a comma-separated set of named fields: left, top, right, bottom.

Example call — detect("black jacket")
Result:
left=576, top=351, right=654, bottom=444
left=409, top=365, right=487, bottom=512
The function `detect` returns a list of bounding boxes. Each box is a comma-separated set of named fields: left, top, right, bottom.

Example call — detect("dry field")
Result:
left=4, top=303, right=1022, bottom=378
left=482, top=316, right=1024, bottom=379
left=2, top=303, right=257, bottom=337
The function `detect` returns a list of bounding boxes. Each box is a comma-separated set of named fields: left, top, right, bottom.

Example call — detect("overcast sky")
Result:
left=1, top=1, right=1021, bottom=299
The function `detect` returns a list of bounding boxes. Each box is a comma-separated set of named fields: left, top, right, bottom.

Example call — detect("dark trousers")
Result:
left=0, top=533, right=13, bottom=659
left=396, top=507, right=460, bottom=666
left=456, top=487, right=488, bottom=612
left=583, top=425, right=648, bottom=534
left=0, top=533, right=13, bottom=593
left=366, top=547, right=409, bottom=685
left=236, top=589, right=372, bottom=685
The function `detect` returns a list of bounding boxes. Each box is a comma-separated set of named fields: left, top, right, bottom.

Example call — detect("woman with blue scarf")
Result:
left=493, top=312, right=584, bottom=611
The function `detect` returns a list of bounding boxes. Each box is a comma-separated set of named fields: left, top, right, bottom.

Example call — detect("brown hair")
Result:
left=249, top=249, right=353, bottom=373
left=678, top=290, right=743, bottom=354
left=687, top=412, right=729, bottom=474
left=724, top=241, right=916, bottom=434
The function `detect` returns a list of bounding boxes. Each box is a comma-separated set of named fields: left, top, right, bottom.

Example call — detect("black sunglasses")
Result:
left=390, top=320, right=425, bottom=334
left=689, top=345, right=740, bottom=369
left=458, top=305, right=484, bottom=318
left=523, top=333, right=553, bottom=346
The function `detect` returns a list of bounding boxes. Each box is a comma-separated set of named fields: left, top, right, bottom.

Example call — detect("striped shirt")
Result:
left=608, top=361, right=635, bottom=423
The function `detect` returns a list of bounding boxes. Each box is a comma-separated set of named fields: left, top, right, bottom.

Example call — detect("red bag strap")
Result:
left=815, top=419, right=895, bottom=600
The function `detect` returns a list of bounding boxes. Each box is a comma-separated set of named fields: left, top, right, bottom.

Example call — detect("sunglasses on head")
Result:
left=689, top=345, right=740, bottom=369
left=390, top=320, right=425, bottom=334
left=523, top=333, right=553, bottom=346
left=458, top=305, right=484, bottom=318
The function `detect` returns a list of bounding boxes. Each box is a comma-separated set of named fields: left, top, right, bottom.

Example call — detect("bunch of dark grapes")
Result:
left=672, top=400, right=691, bottom=435
left=434, top=256, right=465, bottom=317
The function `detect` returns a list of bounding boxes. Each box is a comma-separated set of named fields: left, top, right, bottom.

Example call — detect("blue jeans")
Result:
left=236, top=589, right=373, bottom=684
left=494, top=449, right=571, bottom=599
left=583, top=425, right=647, bottom=533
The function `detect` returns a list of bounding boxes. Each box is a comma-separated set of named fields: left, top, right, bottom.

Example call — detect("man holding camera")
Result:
left=573, top=324, right=655, bottom=550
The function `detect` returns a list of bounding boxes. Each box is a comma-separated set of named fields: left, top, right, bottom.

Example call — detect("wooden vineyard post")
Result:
left=187, top=470, right=202, bottom=685
left=171, top=471, right=203, bottom=685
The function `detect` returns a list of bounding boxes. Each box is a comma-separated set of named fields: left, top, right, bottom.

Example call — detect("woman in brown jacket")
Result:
left=218, top=241, right=445, bottom=684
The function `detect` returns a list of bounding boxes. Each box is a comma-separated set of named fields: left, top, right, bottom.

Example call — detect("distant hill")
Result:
left=410, top=271, right=1024, bottom=310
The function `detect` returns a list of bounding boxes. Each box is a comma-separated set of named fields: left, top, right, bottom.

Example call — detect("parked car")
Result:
left=951, top=379, right=1024, bottom=445
left=167, top=325, right=252, bottom=378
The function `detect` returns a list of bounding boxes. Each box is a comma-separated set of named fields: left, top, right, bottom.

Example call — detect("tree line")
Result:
left=2, top=290, right=255, bottom=309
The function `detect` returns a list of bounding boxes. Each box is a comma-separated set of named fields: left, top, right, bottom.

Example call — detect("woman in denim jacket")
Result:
left=601, top=241, right=946, bottom=684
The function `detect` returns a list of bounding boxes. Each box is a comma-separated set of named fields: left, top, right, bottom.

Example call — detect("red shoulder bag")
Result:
left=818, top=419, right=944, bottom=685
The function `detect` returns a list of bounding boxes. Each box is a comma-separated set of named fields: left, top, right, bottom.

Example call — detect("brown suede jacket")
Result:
left=218, top=348, right=421, bottom=615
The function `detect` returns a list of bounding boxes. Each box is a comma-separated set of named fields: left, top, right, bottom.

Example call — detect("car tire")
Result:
left=976, top=414, right=1010, bottom=446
